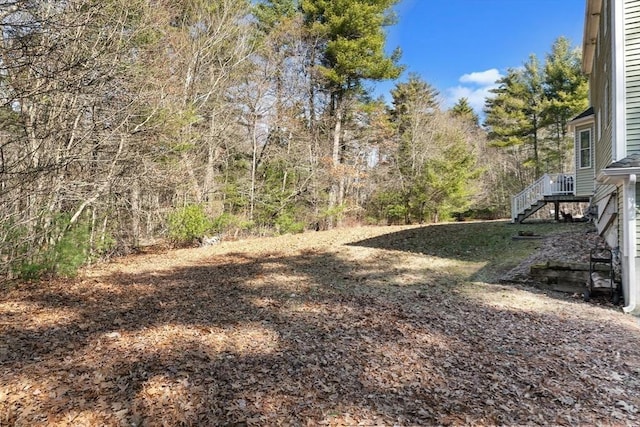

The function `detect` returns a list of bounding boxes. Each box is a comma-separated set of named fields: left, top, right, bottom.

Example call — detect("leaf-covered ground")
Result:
left=2, top=221, right=640, bottom=426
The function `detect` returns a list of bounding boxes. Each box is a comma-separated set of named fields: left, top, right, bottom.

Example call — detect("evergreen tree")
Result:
left=390, top=74, right=439, bottom=177
left=253, top=0, right=297, bottom=32
left=484, top=55, right=545, bottom=183
left=301, top=0, right=402, bottom=227
left=450, top=97, right=479, bottom=126
left=485, top=38, right=588, bottom=186
left=522, top=54, right=545, bottom=177
left=484, top=68, right=531, bottom=183
left=391, top=73, right=440, bottom=127
left=543, top=36, right=588, bottom=172
left=374, top=76, right=481, bottom=224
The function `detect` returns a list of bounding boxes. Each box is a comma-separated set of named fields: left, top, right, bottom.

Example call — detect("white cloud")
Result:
left=447, top=85, right=495, bottom=113
left=459, top=69, right=502, bottom=86
left=445, top=69, right=504, bottom=119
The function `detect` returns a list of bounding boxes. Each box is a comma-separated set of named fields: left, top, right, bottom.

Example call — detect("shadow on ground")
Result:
left=348, top=221, right=593, bottom=282
left=2, top=229, right=640, bottom=425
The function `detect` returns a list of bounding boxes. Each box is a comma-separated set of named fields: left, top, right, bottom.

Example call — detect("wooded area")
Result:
left=0, top=0, right=587, bottom=281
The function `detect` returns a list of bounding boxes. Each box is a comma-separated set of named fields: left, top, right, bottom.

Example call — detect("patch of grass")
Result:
left=349, top=220, right=594, bottom=283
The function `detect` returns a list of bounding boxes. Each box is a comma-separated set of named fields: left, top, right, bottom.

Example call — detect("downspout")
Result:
left=623, top=174, right=637, bottom=313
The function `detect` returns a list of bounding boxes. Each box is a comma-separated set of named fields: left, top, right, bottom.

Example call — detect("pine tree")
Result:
left=381, top=76, right=480, bottom=224
left=253, top=0, right=297, bottom=32
left=390, top=74, right=439, bottom=177
left=543, top=36, right=588, bottom=172
left=301, top=0, right=402, bottom=227
left=485, top=38, right=588, bottom=187
left=484, top=55, right=545, bottom=183
left=450, top=97, right=479, bottom=126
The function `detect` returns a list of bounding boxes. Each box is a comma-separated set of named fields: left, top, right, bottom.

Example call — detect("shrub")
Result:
left=319, top=204, right=346, bottom=226
left=51, top=219, right=91, bottom=277
left=385, top=204, right=407, bottom=224
left=274, top=212, right=305, bottom=234
left=212, top=212, right=254, bottom=235
left=13, top=214, right=91, bottom=280
left=168, top=204, right=213, bottom=245
left=211, top=212, right=237, bottom=233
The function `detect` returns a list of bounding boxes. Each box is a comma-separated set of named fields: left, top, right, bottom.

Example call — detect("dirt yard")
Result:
left=1, top=221, right=639, bottom=426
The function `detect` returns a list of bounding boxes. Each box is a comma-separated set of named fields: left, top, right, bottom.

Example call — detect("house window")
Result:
left=579, top=129, right=592, bottom=168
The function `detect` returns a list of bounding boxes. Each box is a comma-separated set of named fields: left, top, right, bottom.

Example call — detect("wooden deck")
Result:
left=512, top=174, right=592, bottom=223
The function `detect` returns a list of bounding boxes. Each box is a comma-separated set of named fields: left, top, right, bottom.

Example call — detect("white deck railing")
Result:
left=511, top=173, right=575, bottom=221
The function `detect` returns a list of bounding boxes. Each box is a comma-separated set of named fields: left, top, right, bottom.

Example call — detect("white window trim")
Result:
left=579, top=128, right=592, bottom=169
left=598, top=108, right=602, bottom=141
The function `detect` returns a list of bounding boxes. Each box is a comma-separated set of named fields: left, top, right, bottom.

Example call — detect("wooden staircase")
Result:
left=511, top=174, right=590, bottom=223
left=515, top=199, right=547, bottom=223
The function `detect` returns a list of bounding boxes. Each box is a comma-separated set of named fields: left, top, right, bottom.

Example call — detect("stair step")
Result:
left=515, top=198, right=549, bottom=223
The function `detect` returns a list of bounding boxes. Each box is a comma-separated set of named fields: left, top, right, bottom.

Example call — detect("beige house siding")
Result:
left=590, top=1, right=613, bottom=171
left=626, top=0, right=640, bottom=154
left=593, top=124, right=615, bottom=206
left=574, top=124, right=596, bottom=196
left=584, top=0, right=640, bottom=311
left=591, top=0, right=616, bottom=238
left=625, top=0, right=640, bottom=256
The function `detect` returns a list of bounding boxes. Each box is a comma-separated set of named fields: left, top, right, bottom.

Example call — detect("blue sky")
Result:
left=374, top=0, right=586, bottom=114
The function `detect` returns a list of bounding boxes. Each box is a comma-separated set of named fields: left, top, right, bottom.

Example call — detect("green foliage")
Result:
left=415, top=141, right=479, bottom=222
left=212, top=212, right=254, bottom=234
left=133, top=27, right=163, bottom=46
left=92, top=228, right=117, bottom=258
left=390, top=74, right=440, bottom=176
left=450, top=97, right=479, bottom=126
left=301, top=0, right=403, bottom=92
left=320, top=203, right=346, bottom=224
left=222, top=183, right=249, bottom=213
left=15, top=262, right=48, bottom=281
left=391, top=73, right=439, bottom=118
left=253, top=0, right=297, bottom=32
left=543, top=36, right=588, bottom=171
left=249, top=158, right=314, bottom=233
left=484, top=37, right=588, bottom=181
left=211, top=212, right=237, bottom=233
left=168, top=204, right=213, bottom=244
left=366, top=191, right=407, bottom=224
left=543, top=37, right=588, bottom=124
left=51, top=219, right=92, bottom=277
left=385, top=205, right=407, bottom=224
left=380, top=74, right=482, bottom=225
left=13, top=215, right=92, bottom=280
left=274, top=212, right=305, bottom=234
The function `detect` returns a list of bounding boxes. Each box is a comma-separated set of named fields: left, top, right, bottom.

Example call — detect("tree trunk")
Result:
left=328, top=98, right=343, bottom=228
left=203, top=111, right=220, bottom=202
left=250, top=113, right=259, bottom=221
left=532, top=115, right=540, bottom=178
left=131, top=177, right=141, bottom=248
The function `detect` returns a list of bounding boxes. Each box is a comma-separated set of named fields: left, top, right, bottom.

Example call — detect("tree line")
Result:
left=484, top=37, right=588, bottom=185
left=0, top=0, right=585, bottom=281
